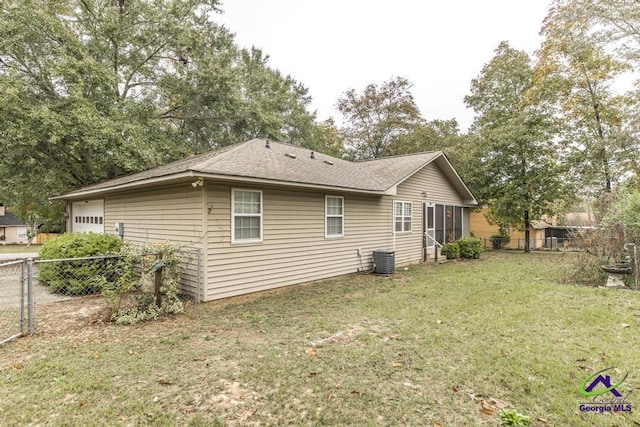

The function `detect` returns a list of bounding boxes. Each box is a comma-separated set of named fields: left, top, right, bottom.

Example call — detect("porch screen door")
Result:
left=423, top=203, right=436, bottom=257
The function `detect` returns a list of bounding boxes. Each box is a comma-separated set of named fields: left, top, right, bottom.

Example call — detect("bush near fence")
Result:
left=480, top=237, right=581, bottom=251
left=38, top=233, right=124, bottom=296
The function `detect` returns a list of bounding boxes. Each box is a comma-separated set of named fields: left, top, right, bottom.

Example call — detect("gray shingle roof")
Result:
left=0, top=210, right=24, bottom=226
left=54, top=139, right=476, bottom=204
left=359, top=152, right=442, bottom=189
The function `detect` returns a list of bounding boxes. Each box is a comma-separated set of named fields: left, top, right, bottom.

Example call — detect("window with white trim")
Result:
left=394, top=201, right=412, bottom=232
left=232, top=189, right=262, bottom=242
left=325, top=196, right=344, bottom=237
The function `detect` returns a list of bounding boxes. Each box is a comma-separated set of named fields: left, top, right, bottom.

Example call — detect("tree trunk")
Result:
left=524, top=210, right=530, bottom=253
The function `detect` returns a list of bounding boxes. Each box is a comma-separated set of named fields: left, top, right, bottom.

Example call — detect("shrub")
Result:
left=457, top=237, right=482, bottom=259
left=107, top=242, right=185, bottom=325
left=568, top=224, right=640, bottom=285
left=38, top=233, right=124, bottom=295
left=490, top=233, right=511, bottom=250
left=441, top=242, right=460, bottom=259
left=569, top=253, right=608, bottom=286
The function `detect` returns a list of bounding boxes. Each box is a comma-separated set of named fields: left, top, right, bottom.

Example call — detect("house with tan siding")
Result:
left=53, top=139, right=477, bottom=302
left=0, top=204, right=28, bottom=244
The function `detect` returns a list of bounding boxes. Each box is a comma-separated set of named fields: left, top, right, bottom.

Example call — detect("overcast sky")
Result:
left=216, top=0, right=553, bottom=132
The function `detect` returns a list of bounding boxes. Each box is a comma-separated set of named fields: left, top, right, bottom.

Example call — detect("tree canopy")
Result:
left=3, top=0, right=640, bottom=237
left=336, top=77, right=423, bottom=160
left=465, top=42, right=568, bottom=247
left=536, top=0, right=636, bottom=194
left=0, top=0, right=321, bottom=230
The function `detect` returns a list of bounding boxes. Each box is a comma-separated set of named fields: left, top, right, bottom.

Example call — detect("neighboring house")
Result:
left=52, top=139, right=477, bottom=302
left=0, top=204, right=28, bottom=244
left=471, top=206, right=596, bottom=250
left=469, top=206, right=528, bottom=249
left=531, top=212, right=597, bottom=248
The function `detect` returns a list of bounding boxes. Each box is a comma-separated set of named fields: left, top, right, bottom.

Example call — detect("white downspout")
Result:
left=392, top=201, right=396, bottom=251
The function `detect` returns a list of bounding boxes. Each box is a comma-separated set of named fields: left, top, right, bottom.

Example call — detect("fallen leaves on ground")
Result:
left=471, top=394, right=510, bottom=419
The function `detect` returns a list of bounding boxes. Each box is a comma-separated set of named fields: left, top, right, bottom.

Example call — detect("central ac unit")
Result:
left=373, top=249, right=395, bottom=274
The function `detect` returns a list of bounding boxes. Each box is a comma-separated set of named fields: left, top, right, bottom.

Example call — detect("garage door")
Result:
left=71, top=200, right=104, bottom=233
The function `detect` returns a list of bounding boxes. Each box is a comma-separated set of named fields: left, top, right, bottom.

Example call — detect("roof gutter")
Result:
left=50, top=171, right=389, bottom=201
left=195, top=172, right=388, bottom=195
left=49, top=171, right=198, bottom=201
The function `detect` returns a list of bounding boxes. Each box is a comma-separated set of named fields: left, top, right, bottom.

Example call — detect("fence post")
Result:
left=27, top=258, right=34, bottom=335
left=20, top=260, right=25, bottom=335
left=154, top=253, right=163, bottom=307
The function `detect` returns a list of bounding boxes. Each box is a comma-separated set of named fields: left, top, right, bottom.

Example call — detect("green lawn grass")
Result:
left=1, top=251, right=639, bottom=426
left=0, top=244, right=41, bottom=254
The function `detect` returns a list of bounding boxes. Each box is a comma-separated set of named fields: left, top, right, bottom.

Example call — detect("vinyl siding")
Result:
left=203, top=161, right=473, bottom=301
left=205, top=185, right=392, bottom=301
left=389, top=162, right=467, bottom=266
left=90, top=159, right=475, bottom=302
left=103, top=184, right=205, bottom=298
left=1, top=226, right=27, bottom=244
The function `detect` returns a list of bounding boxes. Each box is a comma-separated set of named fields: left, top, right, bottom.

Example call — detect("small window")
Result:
left=98, top=217, right=103, bottom=225
left=394, top=201, right=412, bottom=233
left=325, top=196, right=344, bottom=237
left=232, top=189, right=262, bottom=243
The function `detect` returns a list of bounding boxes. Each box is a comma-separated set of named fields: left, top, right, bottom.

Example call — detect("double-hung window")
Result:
left=394, top=201, right=412, bottom=232
left=232, top=189, right=262, bottom=243
left=325, top=196, right=344, bottom=237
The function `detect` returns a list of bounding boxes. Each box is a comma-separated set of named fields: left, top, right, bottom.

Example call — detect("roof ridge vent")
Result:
left=310, top=151, right=315, bottom=159
left=265, top=139, right=270, bottom=149
left=323, top=160, right=334, bottom=166
left=285, top=153, right=297, bottom=159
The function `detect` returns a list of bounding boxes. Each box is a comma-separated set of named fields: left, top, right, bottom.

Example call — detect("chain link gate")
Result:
left=0, top=259, right=33, bottom=345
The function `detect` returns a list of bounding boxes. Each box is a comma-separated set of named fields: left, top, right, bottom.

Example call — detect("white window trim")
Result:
left=325, top=195, right=344, bottom=238
left=231, top=188, right=263, bottom=244
left=393, top=200, right=412, bottom=233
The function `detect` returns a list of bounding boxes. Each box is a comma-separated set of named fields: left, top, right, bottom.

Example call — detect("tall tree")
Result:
left=0, top=0, right=321, bottom=230
left=537, top=0, right=636, bottom=194
left=336, top=76, right=423, bottom=159
left=560, top=0, right=640, bottom=66
left=388, top=119, right=461, bottom=154
left=465, top=42, right=567, bottom=251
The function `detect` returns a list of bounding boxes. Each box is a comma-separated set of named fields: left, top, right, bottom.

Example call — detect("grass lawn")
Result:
left=0, top=244, right=41, bottom=254
left=1, top=251, right=639, bottom=426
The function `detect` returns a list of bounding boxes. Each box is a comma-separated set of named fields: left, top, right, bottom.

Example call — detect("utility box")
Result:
left=115, top=222, right=124, bottom=239
left=373, top=249, right=395, bottom=274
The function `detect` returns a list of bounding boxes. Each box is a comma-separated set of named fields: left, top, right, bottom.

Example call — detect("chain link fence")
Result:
left=0, top=249, right=201, bottom=345
left=481, top=237, right=580, bottom=251
left=0, top=260, right=28, bottom=345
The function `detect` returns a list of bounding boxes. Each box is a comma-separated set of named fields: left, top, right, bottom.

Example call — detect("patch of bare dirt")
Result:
left=35, top=295, right=110, bottom=335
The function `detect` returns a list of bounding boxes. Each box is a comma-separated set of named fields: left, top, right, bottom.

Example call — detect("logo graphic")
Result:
left=579, top=367, right=633, bottom=413
left=580, top=367, right=628, bottom=397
